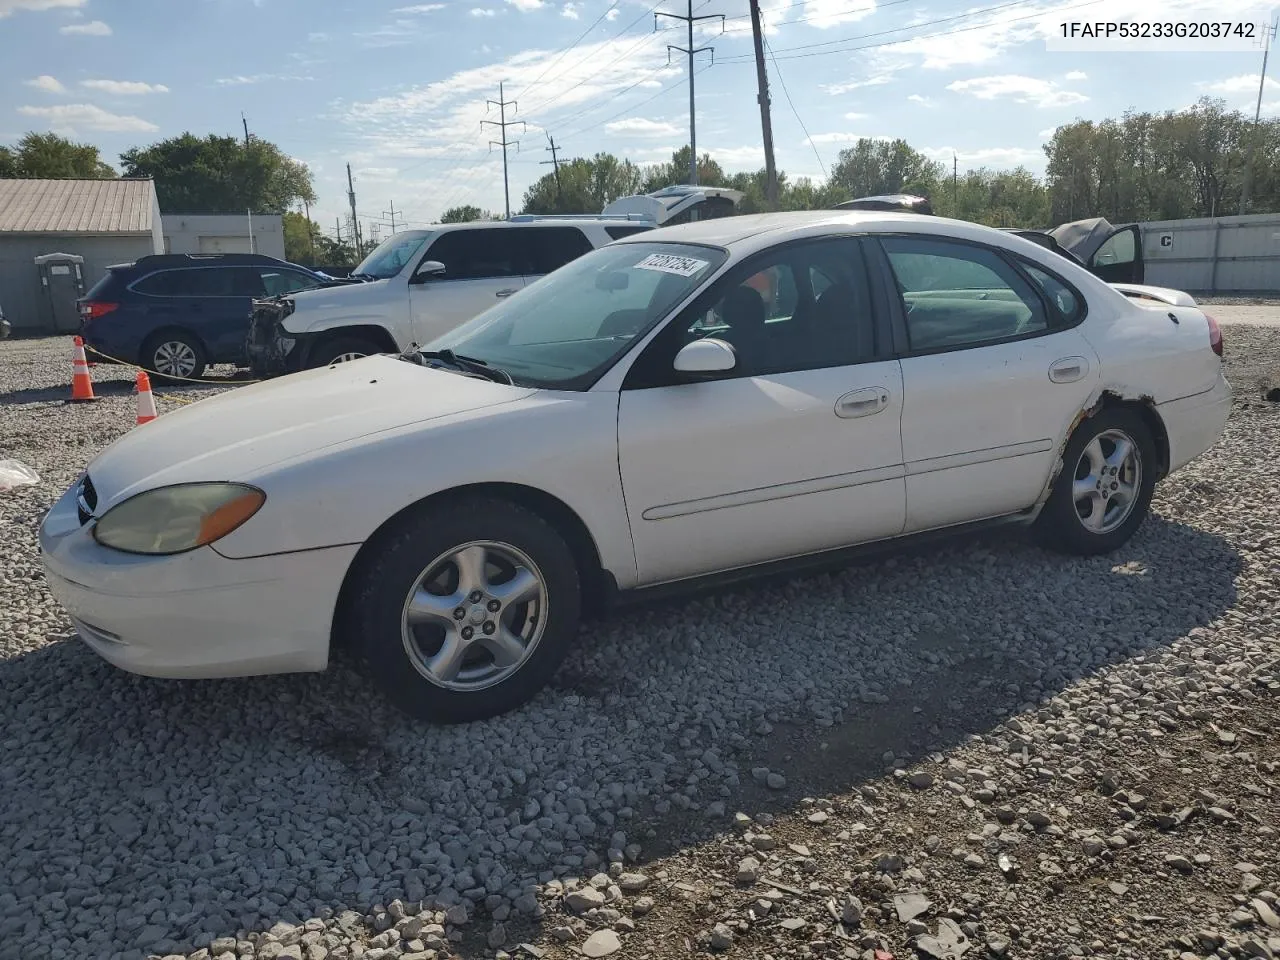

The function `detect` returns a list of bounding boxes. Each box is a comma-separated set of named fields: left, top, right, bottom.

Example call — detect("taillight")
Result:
left=1205, top=313, right=1223, bottom=357
left=79, top=301, right=118, bottom=322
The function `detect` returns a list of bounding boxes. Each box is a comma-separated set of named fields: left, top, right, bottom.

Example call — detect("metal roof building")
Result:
left=0, top=178, right=163, bottom=333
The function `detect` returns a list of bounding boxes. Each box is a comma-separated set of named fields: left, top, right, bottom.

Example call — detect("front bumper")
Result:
left=39, top=475, right=359, bottom=679
left=247, top=297, right=307, bottom=378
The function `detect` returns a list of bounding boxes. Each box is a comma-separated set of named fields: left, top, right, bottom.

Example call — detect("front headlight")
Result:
left=92, top=483, right=266, bottom=555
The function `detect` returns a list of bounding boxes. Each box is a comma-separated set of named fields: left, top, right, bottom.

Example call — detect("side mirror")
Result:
left=414, top=260, right=447, bottom=281
left=673, top=338, right=736, bottom=376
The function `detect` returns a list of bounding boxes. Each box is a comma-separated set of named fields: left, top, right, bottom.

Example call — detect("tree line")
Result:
left=5, top=95, right=1279, bottom=268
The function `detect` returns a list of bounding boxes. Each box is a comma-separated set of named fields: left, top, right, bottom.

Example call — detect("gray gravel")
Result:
left=1, top=329, right=1278, bottom=960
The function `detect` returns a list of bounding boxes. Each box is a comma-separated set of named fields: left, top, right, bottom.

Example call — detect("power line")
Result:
left=765, top=35, right=826, bottom=178
left=514, top=0, right=626, bottom=103
left=716, top=0, right=1091, bottom=63
left=656, top=0, right=725, bottom=186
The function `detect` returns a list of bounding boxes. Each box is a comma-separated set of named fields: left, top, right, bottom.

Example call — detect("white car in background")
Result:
left=246, top=217, right=654, bottom=375
left=42, top=211, right=1231, bottom=723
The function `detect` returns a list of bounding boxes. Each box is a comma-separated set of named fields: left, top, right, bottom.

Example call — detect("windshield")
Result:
left=426, top=241, right=727, bottom=389
left=351, top=229, right=433, bottom=279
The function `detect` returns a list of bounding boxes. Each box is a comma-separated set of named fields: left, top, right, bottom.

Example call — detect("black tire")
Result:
left=1034, top=406, right=1158, bottom=556
left=142, top=330, right=207, bottom=383
left=307, top=335, right=384, bottom=369
left=348, top=496, right=582, bottom=723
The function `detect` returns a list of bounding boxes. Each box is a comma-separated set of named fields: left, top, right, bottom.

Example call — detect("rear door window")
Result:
left=523, top=227, right=594, bottom=276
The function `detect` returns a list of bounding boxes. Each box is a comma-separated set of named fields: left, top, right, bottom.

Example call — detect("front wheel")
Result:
left=307, top=335, right=383, bottom=369
left=348, top=497, right=582, bottom=723
left=1035, top=407, right=1158, bottom=555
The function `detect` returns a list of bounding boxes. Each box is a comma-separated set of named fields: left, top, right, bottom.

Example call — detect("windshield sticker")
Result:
left=634, top=253, right=710, bottom=278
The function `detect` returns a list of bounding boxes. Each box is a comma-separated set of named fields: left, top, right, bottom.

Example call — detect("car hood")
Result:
left=289, top=276, right=393, bottom=308
left=85, top=356, right=535, bottom=508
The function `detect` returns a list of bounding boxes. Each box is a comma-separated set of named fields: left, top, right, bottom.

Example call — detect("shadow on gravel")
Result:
left=0, top=514, right=1242, bottom=959
left=0, top=378, right=241, bottom=407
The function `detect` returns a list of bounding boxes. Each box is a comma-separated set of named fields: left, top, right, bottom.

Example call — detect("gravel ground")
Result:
left=1, top=327, right=1278, bottom=960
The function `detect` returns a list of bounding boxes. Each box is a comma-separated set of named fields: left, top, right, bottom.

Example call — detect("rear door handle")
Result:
left=835, top=387, right=890, bottom=419
left=496, top=288, right=518, bottom=298
left=1049, top=356, right=1090, bottom=384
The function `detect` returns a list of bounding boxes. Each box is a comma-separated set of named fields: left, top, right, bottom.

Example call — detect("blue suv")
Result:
left=78, top=253, right=334, bottom=380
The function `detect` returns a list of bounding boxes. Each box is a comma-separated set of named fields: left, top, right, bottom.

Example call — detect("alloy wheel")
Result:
left=1072, top=428, right=1142, bottom=535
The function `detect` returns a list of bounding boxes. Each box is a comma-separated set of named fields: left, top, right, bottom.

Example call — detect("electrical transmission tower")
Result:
left=382, top=200, right=400, bottom=234
left=482, top=82, right=526, bottom=220
left=656, top=0, right=724, bottom=186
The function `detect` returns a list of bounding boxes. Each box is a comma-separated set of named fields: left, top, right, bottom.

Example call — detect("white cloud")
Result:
left=392, top=3, right=444, bottom=11
left=1064, top=70, right=1087, bottom=81
left=946, top=75, right=1089, bottom=108
left=59, top=18, right=110, bottom=34
left=0, top=0, right=83, bottom=15
left=17, top=103, right=157, bottom=133
left=561, top=1, right=578, bottom=18
left=505, top=0, right=542, bottom=9
left=605, top=117, right=680, bottom=136
left=308, top=31, right=328, bottom=41
left=797, top=0, right=874, bottom=29
left=921, top=145, right=1044, bottom=168
left=806, top=132, right=892, bottom=145
left=823, top=74, right=895, bottom=95
left=215, top=73, right=315, bottom=86
left=605, top=7, right=618, bottom=20
left=843, top=111, right=870, bottom=120
left=906, top=94, right=933, bottom=106
left=707, top=145, right=768, bottom=167
left=471, top=7, right=497, bottom=16
left=1038, top=126, right=1059, bottom=138
left=81, top=79, right=169, bottom=95
left=1202, top=73, right=1280, bottom=94
left=23, top=75, right=65, bottom=93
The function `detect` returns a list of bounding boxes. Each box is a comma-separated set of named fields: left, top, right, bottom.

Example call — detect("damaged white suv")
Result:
left=248, top=218, right=653, bottom=375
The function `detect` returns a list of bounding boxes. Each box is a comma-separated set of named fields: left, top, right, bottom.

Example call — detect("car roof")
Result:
left=428, top=219, right=647, bottom=233
left=618, top=210, right=1068, bottom=255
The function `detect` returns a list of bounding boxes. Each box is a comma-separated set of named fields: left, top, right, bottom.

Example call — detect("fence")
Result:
left=1139, top=213, right=1280, bottom=295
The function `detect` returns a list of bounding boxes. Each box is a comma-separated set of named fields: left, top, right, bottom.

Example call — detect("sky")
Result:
left=1, top=0, right=1278, bottom=240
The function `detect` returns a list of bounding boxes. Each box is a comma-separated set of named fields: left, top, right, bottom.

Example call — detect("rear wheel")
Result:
left=143, top=331, right=206, bottom=383
left=307, top=335, right=384, bottom=369
left=348, top=497, right=582, bottom=723
left=1035, top=407, right=1157, bottom=555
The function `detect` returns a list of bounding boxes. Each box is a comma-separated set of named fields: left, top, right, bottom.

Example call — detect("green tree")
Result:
left=283, top=210, right=324, bottom=265
left=440, top=205, right=497, bottom=223
left=119, top=133, right=316, bottom=214
left=640, top=147, right=726, bottom=192
left=0, top=132, right=115, bottom=178
left=520, top=152, right=645, bottom=215
left=828, top=138, right=943, bottom=201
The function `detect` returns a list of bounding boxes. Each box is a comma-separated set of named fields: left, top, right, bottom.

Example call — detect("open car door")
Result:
left=1046, top=218, right=1145, bottom=284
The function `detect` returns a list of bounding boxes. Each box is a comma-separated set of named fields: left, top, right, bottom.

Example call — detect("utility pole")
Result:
left=1240, top=16, right=1277, bottom=214
left=303, top=198, right=316, bottom=264
left=542, top=133, right=564, bottom=202
left=346, top=163, right=362, bottom=257
left=382, top=200, right=400, bottom=234
left=241, top=112, right=250, bottom=146
left=482, top=82, right=525, bottom=220
left=656, top=0, right=725, bottom=186
left=335, top=217, right=342, bottom=246
left=748, top=0, right=778, bottom=210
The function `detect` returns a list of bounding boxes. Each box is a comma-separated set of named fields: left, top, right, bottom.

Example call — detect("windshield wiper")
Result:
left=348, top=272, right=380, bottom=281
left=416, top=348, right=514, bottom=386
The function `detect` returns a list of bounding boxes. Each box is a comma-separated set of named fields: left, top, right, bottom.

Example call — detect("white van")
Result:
left=247, top=217, right=653, bottom=376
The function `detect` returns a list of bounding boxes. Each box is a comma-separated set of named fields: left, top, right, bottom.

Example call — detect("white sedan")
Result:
left=40, top=211, right=1232, bottom=723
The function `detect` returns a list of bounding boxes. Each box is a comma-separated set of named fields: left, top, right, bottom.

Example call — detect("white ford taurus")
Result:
left=40, top=211, right=1232, bottom=722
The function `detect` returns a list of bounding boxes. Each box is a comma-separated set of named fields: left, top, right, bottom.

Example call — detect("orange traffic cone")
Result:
left=68, top=336, right=99, bottom=403
left=135, top=370, right=158, bottom=425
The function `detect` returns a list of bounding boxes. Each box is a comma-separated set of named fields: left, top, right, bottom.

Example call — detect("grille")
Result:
left=76, top=474, right=98, bottom=526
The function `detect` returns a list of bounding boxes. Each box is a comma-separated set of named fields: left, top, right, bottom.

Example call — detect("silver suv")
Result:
left=248, top=218, right=654, bottom=376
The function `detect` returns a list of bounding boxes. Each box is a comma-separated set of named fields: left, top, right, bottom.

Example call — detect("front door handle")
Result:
left=1049, top=356, right=1090, bottom=384
left=835, top=387, right=889, bottom=419
left=495, top=288, right=518, bottom=298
